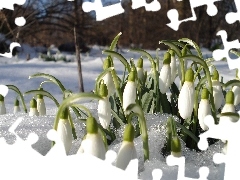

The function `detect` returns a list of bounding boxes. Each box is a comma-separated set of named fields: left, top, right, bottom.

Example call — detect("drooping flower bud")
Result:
left=159, top=52, right=171, bottom=94
left=98, top=82, right=111, bottom=129
left=78, top=117, right=106, bottom=160
left=137, top=57, right=145, bottom=83
left=29, top=98, right=39, bottom=116
left=57, top=108, right=73, bottom=154
left=0, top=95, right=6, bottom=115
left=102, top=57, right=115, bottom=96
left=198, top=88, right=212, bottom=131
left=171, top=136, right=182, bottom=157
left=13, top=98, right=21, bottom=114
left=212, top=69, right=224, bottom=110
left=123, top=70, right=136, bottom=112
left=37, top=88, right=46, bottom=115
left=116, top=124, right=137, bottom=170
left=178, top=68, right=194, bottom=119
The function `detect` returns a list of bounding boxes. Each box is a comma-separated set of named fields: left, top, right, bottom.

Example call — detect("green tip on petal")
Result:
left=169, top=49, right=175, bottom=57
left=128, top=70, right=136, bottom=82
left=14, top=98, right=19, bottom=106
left=137, top=58, right=143, bottom=68
left=103, top=57, right=112, bottom=70
left=171, top=136, right=181, bottom=153
left=60, top=107, right=69, bottom=119
left=185, top=68, right=194, bottom=82
left=37, top=87, right=43, bottom=99
left=86, top=117, right=98, bottom=134
left=226, top=91, right=234, bottom=104
left=201, top=88, right=209, bottom=99
left=0, top=94, right=4, bottom=102
left=123, top=123, right=135, bottom=142
left=181, top=46, right=187, bottom=56
left=163, top=52, right=171, bottom=64
left=30, top=98, right=37, bottom=108
left=99, top=81, right=108, bottom=97
left=212, top=69, right=219, bottom=80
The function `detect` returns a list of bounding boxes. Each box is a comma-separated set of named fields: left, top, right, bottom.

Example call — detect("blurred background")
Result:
left=0, top=0, right=239, bottom=53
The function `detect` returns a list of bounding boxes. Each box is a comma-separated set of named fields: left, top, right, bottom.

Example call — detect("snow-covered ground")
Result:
left=0, top=44, right=236, bottom=179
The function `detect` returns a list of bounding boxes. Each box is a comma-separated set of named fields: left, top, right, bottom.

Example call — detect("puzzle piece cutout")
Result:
left=131, top=0, right=161, bottom=12
left=212, top=30, right=240, bottom=70
left=167, top=0, right=221, bottom=31
left=225, top=0, right=240, bottom=24
left=166, top=155, right=209, bottom=180
left=198, top=113, right=240, bottom=180
left=0, top=42, right=21, bottom=58
left=0, top=0, right=26, bottom=10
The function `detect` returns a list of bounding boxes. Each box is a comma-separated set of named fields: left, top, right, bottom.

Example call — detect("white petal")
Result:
left=0, top=101, right=6, bottom=115
left=178, top=82, right=194, bottom=119
left=212, top=80, right=224, bottom=110
left=77, top=133, right=106, bottom=160
left=159, top=65, right=171, bottom=94
left=57, top=119, right=73, bottom=154
left=219, top=104, right=236, bottom=126
left=198, top=99, right=211, bottom=130
left=37, top=99, right=46, bottom=115
left=14, top=106, right=21, bottom=114
left=170, top=56, right=177, bottom=83
left=137, top=67, right=144, bottom=82
left=123, top=81, right=136, bottom=111
left=98, top=97, right=111, bottom=129
left=102, top=72, right=115, bottom=96
left=232, top=86, right=240, bottom=106
left=29, top=108, right=39, bottom=116
left=116, top=141, right=137, bottom=170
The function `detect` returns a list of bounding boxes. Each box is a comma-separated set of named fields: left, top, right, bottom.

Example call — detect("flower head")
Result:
left=198, top=88, right=212, bottom=131
left=37, top=88, right=46, bottom=115
left=116, top=124, right=137, bottom=170
left=212, top=69, right=224, bottom=110
left=13, top=98, right=21, bottom=114
left=0, top=95, right=6, bottom=115
left=178, top=68, right=194, bottom=119
left=137, top=57, right=145, bottom=83
left=29, top=98, right=39, bottom=116
left=159, top=52, right=171, bottom=94
left=78, top=117, right=106, bottom=160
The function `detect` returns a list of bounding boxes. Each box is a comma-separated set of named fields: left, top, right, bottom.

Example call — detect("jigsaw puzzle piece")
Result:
left=131, top=0, right=161, bottom=11
left=82, top=0, right=124, bottom=21
left=0, top=0, right=26, bottom=10
left=225, top=0, right=240, bottom=24
left=212, top=30, right=240, bottom=70
left=167, top=0, right=221, bottom=31
left=0, top=42, right=21, bottom=58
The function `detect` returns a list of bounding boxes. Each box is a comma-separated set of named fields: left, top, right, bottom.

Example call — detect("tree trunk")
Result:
left=73, top=0, right=84, bottom=92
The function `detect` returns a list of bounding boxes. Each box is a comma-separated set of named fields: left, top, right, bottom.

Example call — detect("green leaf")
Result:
left=25, top=89, right=60, bottom=107
left=95, top=67, right=114, bottom=93
left=29, top=73, right=66, bottom=92
left=110, top=32, right=122, bottom=51
left=7, top=85, right=27, bottom=113
left=102, top=50, right=131, bottom=72
left=160, top=40, right=182, bottom=58
left=175, top=121, right=199, bottom=143
left=141, top=90, right=154, bottom=113
left=179, top=38, right=203, bottom=58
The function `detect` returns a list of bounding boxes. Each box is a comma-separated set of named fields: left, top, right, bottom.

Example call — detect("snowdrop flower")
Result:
left=98, top=82, right=111, bottom=129
left=116, top=123, right=137, bottom=170
left=212, top=69, right=224, bottom=110
left=57, top=108, right=73, bottom=154
left=102, top=57, right=115, bottom=96
left=169, top=50, right=177, bottom=84
left=123, top=70, right=136, bottom=112
left=171, top=136, right=182, bottom=157
left=78, top=117, right=106, bottom=160
left=220, top=91, right=236, bottom=123
left=0, top=95, right=6, bottom=115
left=29, top=98, right=39, bottom=116
left=198, top=88, right=212, bottom=131
left=232, top=86, right=240, bottom=106
left=178, top=68, right=194, bottom=119
left=137, top=57, right=145, bottom=83
left=159, top=52, right=171, bottom=94
left=13, top=98, right=21, bottom=114
left=37, top=88, right=46, bottom=115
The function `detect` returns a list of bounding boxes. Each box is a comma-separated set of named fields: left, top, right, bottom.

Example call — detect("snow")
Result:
left=0, top=44, right=236, bottom=179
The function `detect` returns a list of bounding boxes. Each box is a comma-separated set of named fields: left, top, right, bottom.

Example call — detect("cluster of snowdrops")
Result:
left=1, top=33, right=240, bottom=170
